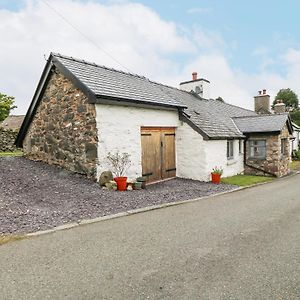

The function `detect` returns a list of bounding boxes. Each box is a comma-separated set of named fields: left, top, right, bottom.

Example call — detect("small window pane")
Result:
left=249, top=140, right=266, bottom=159
left=239, top=140, right=243, bottom=153
left=227, top=140, right=234, bottom=159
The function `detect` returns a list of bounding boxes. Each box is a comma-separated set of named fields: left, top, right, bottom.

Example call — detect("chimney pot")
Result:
left=258, top=91, right=262, bottom=95
left=262, top=89, right=266, bottom=95
left=192, top=72, right=197, bottom=81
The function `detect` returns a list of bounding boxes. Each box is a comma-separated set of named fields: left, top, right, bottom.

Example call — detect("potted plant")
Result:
left=107, top=151, right=131, bottom=191
left=211, top=166, right=223, bottom=184
left=136, top=176, right=147, bottom=189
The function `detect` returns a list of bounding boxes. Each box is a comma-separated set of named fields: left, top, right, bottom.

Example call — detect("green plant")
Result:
left=107, top=151, right=131, bottom=177
left=272, top=88, right=299, bottom=111
left=0, top=93, right=16, bottom=122
left=211, top=166, right=223, bottom=175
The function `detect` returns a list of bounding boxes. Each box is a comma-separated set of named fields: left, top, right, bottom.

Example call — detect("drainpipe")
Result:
left=243, top=137, right=276, bottom=177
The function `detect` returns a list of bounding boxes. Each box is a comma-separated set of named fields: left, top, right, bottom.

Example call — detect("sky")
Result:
left=1, top=0, right=300, bottom=114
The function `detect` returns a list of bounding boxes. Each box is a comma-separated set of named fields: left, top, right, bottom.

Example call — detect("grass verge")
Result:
left=0, top=235, right=25, bottom=246
left=0, top=150, right=23, bottom=157
left=221, top=174, right=274, bottom=187
left=290, top=160, right=300, bottom=170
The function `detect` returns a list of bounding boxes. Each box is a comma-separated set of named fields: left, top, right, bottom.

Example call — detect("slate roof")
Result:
left=17, top=53, right=289, bottom=146
left=233, top=114, right=291, bottom=133
left=52, top=53, right=186, bottom=109
left=51, top=53, right=258, bottom=139
left=1, top=115, right=25, bottom=130
left=292, top=122, right=300, bottom=131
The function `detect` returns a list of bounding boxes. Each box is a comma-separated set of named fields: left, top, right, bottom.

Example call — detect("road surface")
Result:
left=1, top=174, right=299, bottom=299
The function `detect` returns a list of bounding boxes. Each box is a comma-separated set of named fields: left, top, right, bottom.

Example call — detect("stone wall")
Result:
left=23, top=69, right=98, bottom=179
left=244, top=124, right=291, bottom=177
left=0, top=128, right=18, bottom=152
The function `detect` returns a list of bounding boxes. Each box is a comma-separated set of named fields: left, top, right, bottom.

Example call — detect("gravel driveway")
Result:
left=0, top=157, right=237, bottom=234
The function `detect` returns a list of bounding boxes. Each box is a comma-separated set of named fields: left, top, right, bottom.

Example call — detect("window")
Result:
left=239, top=140, right=243, bottom=154
left=227, top=140, right=234, bottom=159
left=281, top=139, right=287, bottom=156
left=249, top=140, right=266, bottom=159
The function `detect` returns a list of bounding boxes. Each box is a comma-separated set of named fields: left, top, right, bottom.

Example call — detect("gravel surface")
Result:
left=0, top=157, right=237, bottom=234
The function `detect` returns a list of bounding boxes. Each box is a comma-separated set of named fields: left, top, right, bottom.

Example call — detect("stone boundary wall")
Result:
left=0, top=128, right=18, bottom=152
left=23, top=69, right=98, bottom=179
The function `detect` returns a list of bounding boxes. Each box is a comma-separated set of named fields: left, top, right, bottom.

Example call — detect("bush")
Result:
left=294, top=150, right=300, bottom=159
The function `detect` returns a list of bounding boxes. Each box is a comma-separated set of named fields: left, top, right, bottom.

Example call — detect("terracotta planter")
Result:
left=114, top=177, right=127, bottom=191
left=211, top=173, right=221, bottom=184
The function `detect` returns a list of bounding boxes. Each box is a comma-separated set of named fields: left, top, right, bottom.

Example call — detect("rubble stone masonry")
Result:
left=23, top=69, right=98, bottom=179
left=244, top=124, right=291, bottom=177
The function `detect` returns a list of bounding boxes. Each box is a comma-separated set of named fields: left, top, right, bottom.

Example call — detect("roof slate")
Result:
left=53, top=54, right=185, bottom=109
left=52, top=53, right=258, bottom=139
left=233, top=114, right=290, bottom=133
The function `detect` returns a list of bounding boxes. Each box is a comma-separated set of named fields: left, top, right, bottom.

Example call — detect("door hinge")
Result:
left=142, top=172, right=153, bottom=177
left=166, top=168, right=176, bottom=172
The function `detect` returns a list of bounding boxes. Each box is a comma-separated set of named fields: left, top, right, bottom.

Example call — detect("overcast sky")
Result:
left=1, top=0, right=300, bottom=115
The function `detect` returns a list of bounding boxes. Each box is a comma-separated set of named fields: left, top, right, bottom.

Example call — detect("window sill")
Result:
left=247, top=157, right=266, bottom=161
left=227, top=159, right=237, bottom=166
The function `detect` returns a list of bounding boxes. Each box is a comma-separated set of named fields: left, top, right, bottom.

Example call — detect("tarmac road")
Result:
left=0, top=174, right=299, bottom=299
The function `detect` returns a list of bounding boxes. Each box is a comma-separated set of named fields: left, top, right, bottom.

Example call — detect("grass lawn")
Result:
left=290, top=160, right=300, bottom=170
left=0, top=150, right=23, bottom=157
left=221, top=174, right=274, bottom=187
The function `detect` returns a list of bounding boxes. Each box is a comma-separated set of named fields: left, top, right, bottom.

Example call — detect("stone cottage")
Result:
left=16, top=53, right=293, bottom=181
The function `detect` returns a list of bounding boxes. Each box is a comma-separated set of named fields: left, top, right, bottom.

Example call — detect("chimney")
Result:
left=274, top=100, right=286, bottom=114
left=254, top=89, right=270, bottom=114
left=179, top=72, right=210, bottom=99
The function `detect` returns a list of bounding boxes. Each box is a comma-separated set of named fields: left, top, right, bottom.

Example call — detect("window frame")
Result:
left=281, top=138, right=288, bottom=157
left=248, top=139, right=266, bottom=159
left=227, top=140, right=234, bottom=160
left=239, top=140, right=243, bottom=154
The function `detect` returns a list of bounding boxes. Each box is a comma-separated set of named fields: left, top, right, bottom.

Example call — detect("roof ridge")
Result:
left=51, top=52, right=197, bottom=96
left=51, top=52, right=149, bottom=80
left=233, top=113, right=288, bottom=119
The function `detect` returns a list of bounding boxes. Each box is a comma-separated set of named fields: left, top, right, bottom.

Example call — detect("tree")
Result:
left=0, top=93, right=16, bottom=122
left=290, top=109, right=300, bottom=127
left=273, top=88, right=299, bottom=111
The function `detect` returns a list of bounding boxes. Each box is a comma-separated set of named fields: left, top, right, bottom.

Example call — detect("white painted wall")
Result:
left=176, top=122, right=208, bottom=181
left=292, top=129, right=299, bottom=151
left=95, top=104, right=180, bottom=180
left=95, top=103, right=244, bottom=182
left=204, top=139, right=244, bottom=181
left=179, top=79, right=210, bottom=99
left=177, top=123, right=244, bottom=181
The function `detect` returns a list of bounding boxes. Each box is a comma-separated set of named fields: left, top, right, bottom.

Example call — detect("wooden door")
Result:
left=141, top=127, right=176, bottom=182
left=162, top=131, right=176, bottom=179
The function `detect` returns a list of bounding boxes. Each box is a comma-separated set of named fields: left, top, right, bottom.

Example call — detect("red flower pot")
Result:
left=114, top=177, right=127, bottom=191
left=211, top=173, right=221, bottom=184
